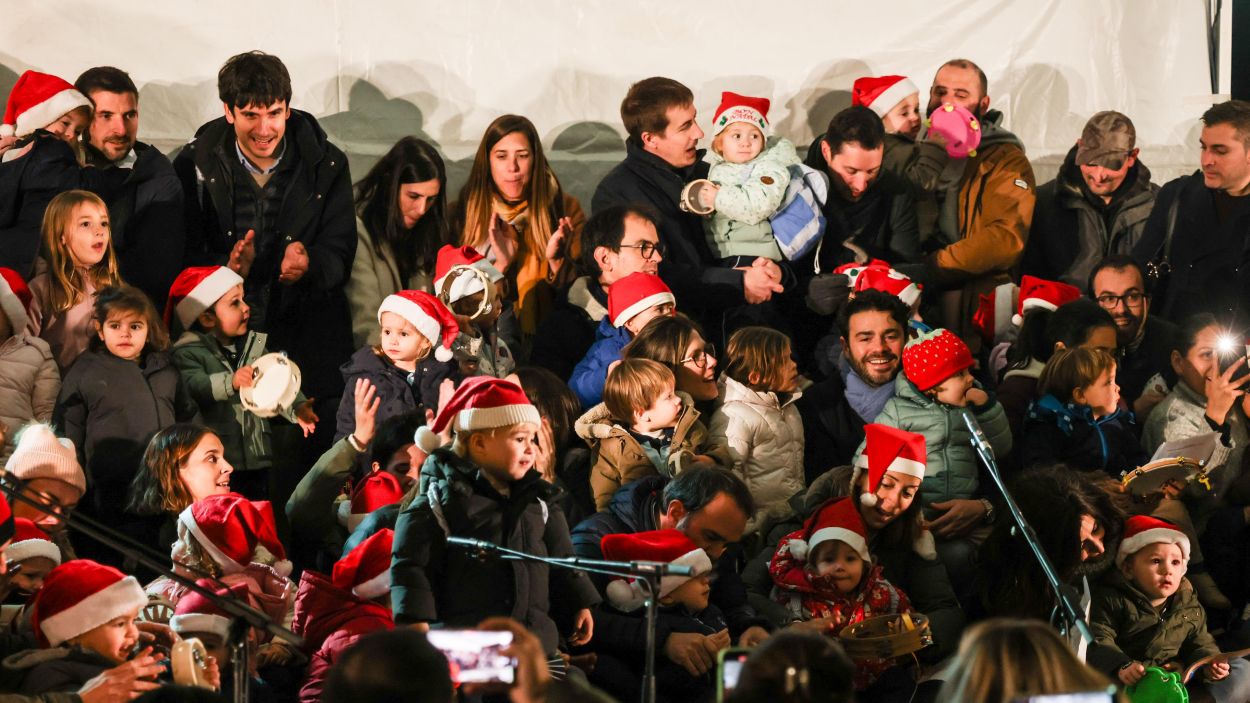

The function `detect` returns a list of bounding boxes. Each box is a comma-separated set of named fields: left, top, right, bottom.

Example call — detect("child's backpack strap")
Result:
left=770, top=163, right=830, bottom=261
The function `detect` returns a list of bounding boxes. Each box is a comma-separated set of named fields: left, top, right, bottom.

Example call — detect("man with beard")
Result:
left=1087, top=255, right=1176, bottom=416
left=797, top=289, right=909, bottom=483
left=923, top=59, right=1035, bottom=349
left=74, top=67, right=185, bottom=309
left=1024, top=112, right=1159, bottom=289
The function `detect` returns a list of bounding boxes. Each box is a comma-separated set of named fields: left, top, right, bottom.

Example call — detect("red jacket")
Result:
left=292, top=570, right=393, bottom=703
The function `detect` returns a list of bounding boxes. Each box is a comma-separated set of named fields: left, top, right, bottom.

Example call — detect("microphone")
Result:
left=446, top=536, right=498, bottom=552
left=962, top=410, right=995, bottom=461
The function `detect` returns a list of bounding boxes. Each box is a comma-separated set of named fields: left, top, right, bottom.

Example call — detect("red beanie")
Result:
left=902, top=328, right=974, bottom=392
left=712, top=92, right=770, bottom=137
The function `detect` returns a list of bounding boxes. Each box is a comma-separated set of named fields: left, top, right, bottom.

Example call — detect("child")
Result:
left=598, top=529, right=725, bottom=703
left=294, top=528, right=395, bottom=703
left=770, top=497, right=915, bottom=692
left=394, top=377, right=599, bottom=658
left=0, top=268, right=59, bottom=465
left=709, top=326, right=805, bottom=535
left=433, top=244, right=513, bottom=378
left=851, top=74, right=956, bottom=194
left=3, top=559, right=159, bottom=694
left=335, top=289, right=459, bottom=441
left=569, top=271, right=676, bottom=408
left=1022, top=346, right=1145, bottom=475
left=54, top=284, right=199, bottom=525
left=696, top=92, right=801, bottom=262
left=26, top=190, right=123, bottom=370
left=1089, top=516, right=1250, bottom=701
left=0, top=519, right=59, bottom=640
left=0, top=70, right=91, bottom=163
left=576, top=358, right=728, bottom=511
left=169, top=579, right=260, bottom=697
left=167, top=265, right=317, bottom=495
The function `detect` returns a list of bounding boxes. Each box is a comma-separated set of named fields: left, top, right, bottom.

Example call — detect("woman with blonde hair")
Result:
left=455, top=114, right=585, bottom=338
left=939, top=618, right=1124, bottom=703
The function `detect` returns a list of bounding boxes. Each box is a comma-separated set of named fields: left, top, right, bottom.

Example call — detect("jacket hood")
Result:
left=892, top=372, right=938, bottom=408
left=975, top=110, right=1026, bottom=152
left=605, top=474, right=666, bottom=534
left=293, top=569, right=392, bottom=652
left=720, top=375, right=802, bottom=409
left=566, top=276, right=608, bottom=323
left=1055, top=145, right=1155, bottom=208
left=575, top=391, right=702, bottom=442
left=1027, top=394, right=1128, bottom=435
left=594, top=316, right=629, bottom=342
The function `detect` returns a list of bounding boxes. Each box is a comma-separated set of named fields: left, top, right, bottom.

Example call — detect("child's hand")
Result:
left=204, top=653, right=222, bottom=690
left=233, top=365, right=255, bottom=390
left=294, top=399, right=319, bottom=437
left=1208, top=659, right=1231, bottom=681
left=227, top=230, right=256, bottom=277
left=737, top=626, right=769, bottom=647
left=78, top=651, right=164, bottom=703
left=1118, top=661, right=1146, bottom=686
left=965, top=387, right=989, bottom=407
left=699, top=183, right=720, bottom=210
left=533, top=418, right=556, bottom=482
left=707, top=628, right=731, bottom=652
left=278, top=241, right=310, bottom=284
left=568, top=607, right=594, bottom=647
left=352, top=379, right=380, bottom=446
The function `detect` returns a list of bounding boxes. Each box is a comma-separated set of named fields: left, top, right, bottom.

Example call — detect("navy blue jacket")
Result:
left=568, top=318, right=631, bottom=409
left=1021, top=395, right=1146, bottom=477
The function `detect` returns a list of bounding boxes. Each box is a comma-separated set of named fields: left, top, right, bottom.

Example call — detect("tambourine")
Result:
left=837, top=612, right=932, bottom=660
left=171, top=637, right=215, bottom=689
left=1120, top=457, right=1211, bottom=498
left=240, top=353, right=302, bottom=418
left=678, top=179, right=716, bottom=216
left=141, top=595, right=175, bottom=625
left=438, top=264, right=495, bottom=321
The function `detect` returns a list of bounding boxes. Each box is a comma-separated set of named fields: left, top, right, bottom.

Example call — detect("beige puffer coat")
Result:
left=0, top=333, right=59, bottom=464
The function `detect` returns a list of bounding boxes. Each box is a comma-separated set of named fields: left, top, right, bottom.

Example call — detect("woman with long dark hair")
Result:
left=455, top=115, right=585, bottom=338
left=347, top=137, right=451, bottom=347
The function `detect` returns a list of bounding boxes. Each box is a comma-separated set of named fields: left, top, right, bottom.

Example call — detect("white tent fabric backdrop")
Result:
left=0, top=0, right=1223, bottom=205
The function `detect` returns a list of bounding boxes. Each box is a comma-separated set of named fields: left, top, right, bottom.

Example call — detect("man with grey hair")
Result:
left=1023, top=111, right=1159, bottom=288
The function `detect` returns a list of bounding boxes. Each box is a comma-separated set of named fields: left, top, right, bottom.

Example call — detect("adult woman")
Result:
left=126, top=424, right=234, bottom=549
left=621, top=314, right=719, bottom=405
left=347, top=137, right=451, bottom=347
left=938, top=619, right=1123, bottom=703
left=456, top=115, right=585, bottom=337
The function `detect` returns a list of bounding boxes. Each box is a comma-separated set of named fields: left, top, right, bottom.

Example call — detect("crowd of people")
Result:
left=0, top=47, right=1249, bottom=703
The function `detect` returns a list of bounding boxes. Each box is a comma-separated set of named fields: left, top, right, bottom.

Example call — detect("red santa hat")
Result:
left=600, top=529, right=712, bottom=612
left=782, top=497, right=871, bottom=563
left=6, top=518, right=60, bottom=566
left=333, top=528, right=395, bottom=601
left=850, top=424, right=927, bottom=508
left=0, top=267, right=32, bottom=332
left=712, top=92, right=770, bottom=137
left=972, top=281, right=1020, bottom=344
left=377, top=290, right=459, bottom=363
left=434, top=245, right=504, bottom=304
left=608, top=272, right=675, bottom=328
left=30, top=560, right=147, bottom=647
left=848, top=265, right=921, bottom=307
left=1013, top=276, right=1082, bottom=327
left=165, top=266, right=245, bottom=329
left=415, top=377, right=541, bottom=453
left=337, top=470, right=405, bottom=532
left=1117, top=515, right=1190, bottom=568
left=178, top=494, right=291, bottom=577
left=851, top=75, right=919, bottom=118
left=1, top=70, right=91, bottom=139
left=0, top=494, right=12, bottom=548
left=902, top=328, right=974, bottom=392
left=169, top=579, right=251, bottom=642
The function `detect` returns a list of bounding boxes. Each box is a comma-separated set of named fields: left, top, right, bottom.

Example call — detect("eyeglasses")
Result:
left=680, top=343, right=716, bottom=369
left=618, top=240, right=663, bottom=260
left=1095, top=291, right=1145, bottom=309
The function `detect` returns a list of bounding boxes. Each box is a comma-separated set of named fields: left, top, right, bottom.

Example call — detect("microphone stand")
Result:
left=448, top=537, right=690, bottom=703
left=0, top=477, right=301, bottom=703
left=961, top=413, right=1093, bottom=647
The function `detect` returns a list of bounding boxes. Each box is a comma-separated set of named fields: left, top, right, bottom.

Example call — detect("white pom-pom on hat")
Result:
left=786, top=538, right=809, bottom=562
left=606, top=579, right=646, bottom=612
left=414, top=426, right=444, bottom=454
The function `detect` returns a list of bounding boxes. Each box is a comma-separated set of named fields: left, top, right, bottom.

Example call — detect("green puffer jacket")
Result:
left=171, top=330, right=304, bottom=471
left=705, top=138, right=800, bottom=259
left=852, top=373, right=1012, bottom=515
left=1088, top=570, right=1218, bottom=675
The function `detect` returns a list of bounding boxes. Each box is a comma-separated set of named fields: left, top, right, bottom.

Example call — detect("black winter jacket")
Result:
left=796, top=368, right=873, bottom=485
left=334, top=345, right=456, bottom=441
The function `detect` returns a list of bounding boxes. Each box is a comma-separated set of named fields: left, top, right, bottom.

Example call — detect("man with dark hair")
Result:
left=571, top=468, right=769, bottom=695
left=797, top=289, right=910, bottom=482
left=74, top=66, right=185, bottom=308
left=174, top=51, right=355, bottom=463
left=924, top=58, right=1036, bottom=349
left=1024, top=111, right=1159, bottom=289
left=1133, top=99, right=1250, bottom=323
left=593, top=77, right=783, bottom=331
left=530, top=204, right=664, bottom=378
left=1087, top=255, right=1176, bottom=412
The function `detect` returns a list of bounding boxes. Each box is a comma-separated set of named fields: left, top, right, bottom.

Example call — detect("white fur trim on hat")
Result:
left=40, top=576, right=147, bottom=647
left=1117, top=528, right=1191, bottom=567
left=884, top=456, right=926, bottom=480
left=6, top=538, right=60, bottom=567
left=13, top=89, right=91, bottom=140
left=414, top=426, right=445, bottom=454
left=1013, top=298, right=1060, bottom=327
left=352, top=568, right=392, bottom=601
left=177, top=506, right=245, bottom=575
left=864, top=78, right=919, bottom=118
left=453, top=404, right=542, bottom=434
left=605, top=547, right=712, bottom=611
left=169, top=613, right=231, bottom=641
left=807, top=527, right=870, bottom=562
left=378, top=295, right=444, bottom=357
left=176, top=267, right=244, bottom=329
left=612, top=291, right=675, bottom=328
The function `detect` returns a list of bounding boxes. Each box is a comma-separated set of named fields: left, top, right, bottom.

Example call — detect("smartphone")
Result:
left=716, top=647, right=752, bottom=702
left=1218, top=339, right=1250, bottom=382
left=1012, top=693, right=1115, bottom=703
left=426, top=629, right=517, bottom=685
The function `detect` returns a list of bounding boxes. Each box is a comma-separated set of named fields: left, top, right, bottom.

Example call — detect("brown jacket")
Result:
left=574, top=392, right=732, bottom=510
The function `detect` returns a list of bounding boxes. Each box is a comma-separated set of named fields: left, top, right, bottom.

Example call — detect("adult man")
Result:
left=174, top=51, right=354, bottom=435
left=1133, top=100, right=1250, bottom=324
left=571, top=468, right=768, bottom=693
left=1024, top=111, right=1158, bottom=288
left=797, top=290, right=908, bottom=483
left=923, top=59, right=1035, bottom=347
left=529, top=204, right=664, bottom=379
left=1087, top=255, right=1176, bottom=415
left=74, top=67, right=185, bottom=308
left=592, top=77, right=783, bottom=333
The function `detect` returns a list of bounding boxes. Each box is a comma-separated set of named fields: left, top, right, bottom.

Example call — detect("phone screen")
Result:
left=1217, top=340, right=1250, bottom=379
left=717, top=649, right=751, bottom=701
left=426, top=629, right=517, bottom=685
